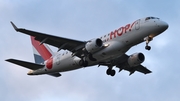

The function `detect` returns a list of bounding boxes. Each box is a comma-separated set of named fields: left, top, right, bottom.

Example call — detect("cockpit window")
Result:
left=145, top=17, right=159, bottom=21
left=145, top=17, right=150, bottom=20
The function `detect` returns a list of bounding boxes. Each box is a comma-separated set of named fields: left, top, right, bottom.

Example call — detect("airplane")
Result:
left=6, top=17, right=168, bottom=77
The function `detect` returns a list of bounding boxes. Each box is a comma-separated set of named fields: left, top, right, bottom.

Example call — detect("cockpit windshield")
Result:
left=145, top=17, right=159, bottom=21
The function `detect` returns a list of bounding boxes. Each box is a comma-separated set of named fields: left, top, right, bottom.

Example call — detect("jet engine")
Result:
left=127, top=53, right=145, bottom=67
left=85, top=38, right=103, bottom=53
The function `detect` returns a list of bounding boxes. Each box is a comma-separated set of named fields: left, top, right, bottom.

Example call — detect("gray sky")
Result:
left=0, top=0, right=179, bottom=101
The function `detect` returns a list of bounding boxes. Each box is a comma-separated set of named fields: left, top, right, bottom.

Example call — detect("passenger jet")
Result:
left=6, top=17, right=168, bottom=77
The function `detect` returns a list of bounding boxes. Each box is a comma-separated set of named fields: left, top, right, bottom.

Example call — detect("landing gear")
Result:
left=88, top=53, right=97, bottom=61
left=144, top=36, right=153, bottom=50
left=79, top=60, right=88, bottom=67
left=145, top=46, right=151, bottom=50
left=106, top=68, right=116, bottom=76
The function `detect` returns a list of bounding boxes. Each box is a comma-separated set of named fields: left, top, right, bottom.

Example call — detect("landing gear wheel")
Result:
left=106, top=69, right=116, bottom=76
left=79, top=60, right=88, bottom=67
left=106, top=68, right=111, bottom=75
left=145, top=46, right=151, bottom=50
left=83, top=61, right=88, bottom=67
left=110, top=70, right=116, bottom=76
left=144, top=36, right=153, bottom=51
left=88, top=53, right=97, bottom=61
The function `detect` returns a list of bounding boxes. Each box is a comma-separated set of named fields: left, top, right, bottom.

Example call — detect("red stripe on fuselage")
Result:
left=46, top=58, right=53, bottom=69
left=31, top=36, right=52, bottom=60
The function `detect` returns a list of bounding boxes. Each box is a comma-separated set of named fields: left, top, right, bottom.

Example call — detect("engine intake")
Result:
left=128, top=53, right=145, bottom=67
left=85, top=38, right=103, bottom=53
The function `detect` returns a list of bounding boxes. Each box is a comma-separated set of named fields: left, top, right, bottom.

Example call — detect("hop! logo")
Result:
left=110, top=20, right=138, bottom=40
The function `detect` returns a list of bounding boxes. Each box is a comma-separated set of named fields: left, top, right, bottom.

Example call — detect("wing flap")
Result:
left=6, top=59, right=44, bottom=70
left=135, top=65, right=152, bottom=74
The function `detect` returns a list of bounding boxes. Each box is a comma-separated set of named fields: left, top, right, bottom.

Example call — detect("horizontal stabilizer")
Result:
left=6, top=59, right=44, bottom=70
left=48, top=73, right=61, bottom=77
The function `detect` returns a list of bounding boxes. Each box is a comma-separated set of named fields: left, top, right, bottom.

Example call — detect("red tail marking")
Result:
left=31, top=36, right=52, bottom=60
left=46, top=58, right=53, bottom=69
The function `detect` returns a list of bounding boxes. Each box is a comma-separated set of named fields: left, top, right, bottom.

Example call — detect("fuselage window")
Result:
left=107, top=38, right=109, bottom=41
left=145, top=17, right=160, bottom=21
left=145, top=17, right=150, bottom=20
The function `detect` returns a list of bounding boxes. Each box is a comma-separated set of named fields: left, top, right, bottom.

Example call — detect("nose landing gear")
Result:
left=144, top=36, right=153, bottom=50
left=145, top=46, right=151, bottom=50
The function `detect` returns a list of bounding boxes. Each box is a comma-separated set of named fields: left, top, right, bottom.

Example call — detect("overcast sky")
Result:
left=0, top=0, right=180, bottom=101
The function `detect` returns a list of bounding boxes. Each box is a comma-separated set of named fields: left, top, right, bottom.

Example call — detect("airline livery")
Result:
left=6, top=17, right=168, bottom=77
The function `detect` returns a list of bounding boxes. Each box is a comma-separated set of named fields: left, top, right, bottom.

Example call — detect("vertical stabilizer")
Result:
left=31, top=36, right=53, bottom=64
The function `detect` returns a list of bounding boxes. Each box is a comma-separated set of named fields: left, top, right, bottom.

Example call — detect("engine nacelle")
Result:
left=85, top=38, right=103, bottom=53
left=128, top=53, right=145, bottom=67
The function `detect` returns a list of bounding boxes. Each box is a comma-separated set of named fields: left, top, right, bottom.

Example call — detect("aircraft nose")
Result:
left=158, top=21, right=169, bottom=32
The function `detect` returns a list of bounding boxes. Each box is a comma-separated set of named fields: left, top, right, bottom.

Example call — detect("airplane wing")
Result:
left=135, top=65, right=152, bottom=74
left=99, top=54, right=152, bottom=75
left=116, top=54, right=151, bottom=74
left=10, top=22, right=86, bottom=52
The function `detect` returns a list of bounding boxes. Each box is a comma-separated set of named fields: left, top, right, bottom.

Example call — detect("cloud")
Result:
left=1, top=0, right=180, bottom=101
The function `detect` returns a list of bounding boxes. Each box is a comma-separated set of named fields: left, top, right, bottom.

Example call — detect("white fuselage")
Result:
left=32, top=17, right=168, bottom=75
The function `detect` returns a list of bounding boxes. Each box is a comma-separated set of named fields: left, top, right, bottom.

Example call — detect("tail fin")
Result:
left=31, top=36, right=53, bottom=64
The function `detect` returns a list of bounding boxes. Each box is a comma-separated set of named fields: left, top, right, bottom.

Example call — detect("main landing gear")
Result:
left=106, top=67, right=116, bottom=76
left=145, top=36, right=153, bottom=50
left=79, top=59, right=88, bottom=67
left=79, top=53, right=97, bottom=67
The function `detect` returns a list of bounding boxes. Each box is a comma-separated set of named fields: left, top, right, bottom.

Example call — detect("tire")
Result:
left=106, top=69, right=111, bottom=75
left=110, top=70, right=116, bottom=76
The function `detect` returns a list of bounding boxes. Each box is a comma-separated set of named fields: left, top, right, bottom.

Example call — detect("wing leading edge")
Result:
left=10, top=22, right=85, bottom=51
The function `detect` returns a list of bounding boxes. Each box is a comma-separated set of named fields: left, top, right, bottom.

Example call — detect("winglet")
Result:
left=10, top=21, right=18, bottom=31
